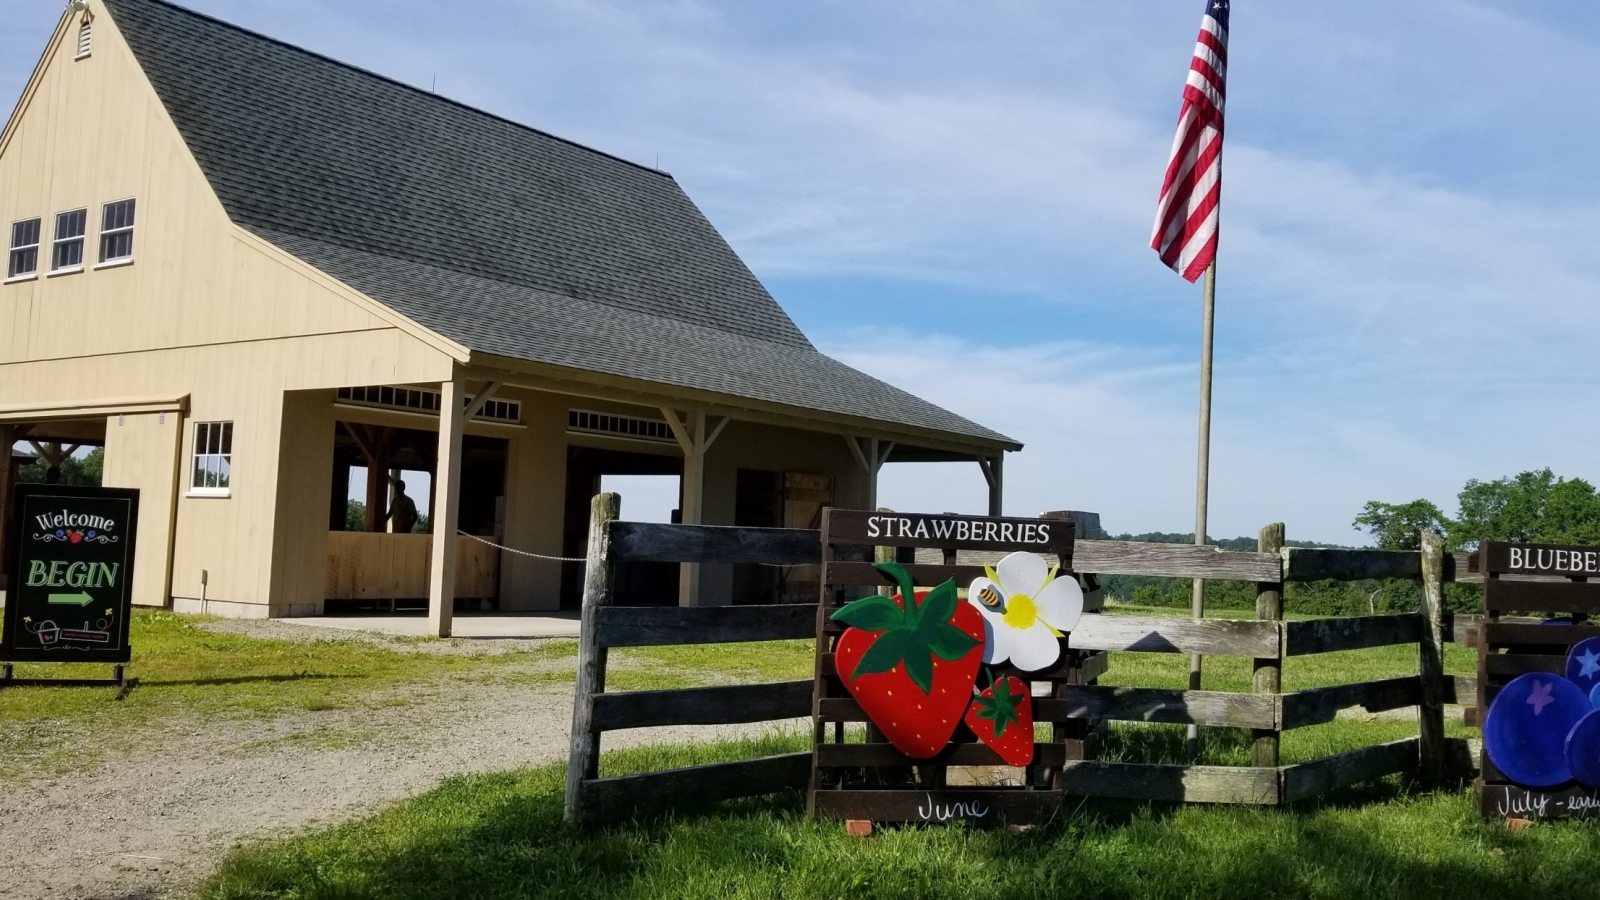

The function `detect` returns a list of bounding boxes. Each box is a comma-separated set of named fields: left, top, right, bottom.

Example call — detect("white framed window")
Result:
left=7, top=218, right=40, bottom=280
left=190, top=421, right=233, bottom=496
left=98, top=198, right=135, bottom=265
left=50, top=208, right=87, bottom=273
left=76, top=21, right=92, bottom=59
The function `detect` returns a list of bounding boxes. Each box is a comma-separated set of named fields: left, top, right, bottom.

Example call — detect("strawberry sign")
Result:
left=831, top=554, right=1074, bottom=765
left=832, top=562, right=984, bottom=758
left=965, top=674, right=1035, bottom=766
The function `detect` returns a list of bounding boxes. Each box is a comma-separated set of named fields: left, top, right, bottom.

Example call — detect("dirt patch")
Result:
left=194, top=618, right=574, bottom=656
left=0, top=672, right=796, bottom=900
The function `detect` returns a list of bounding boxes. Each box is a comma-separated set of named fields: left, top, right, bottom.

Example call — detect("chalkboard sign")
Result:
left=2, top=484, right=139, bottom=664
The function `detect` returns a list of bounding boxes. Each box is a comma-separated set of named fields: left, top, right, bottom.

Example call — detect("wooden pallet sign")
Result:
left=1475, top=540, right=1600, bottom=820
left=809, top=508, right=1089, bottom=826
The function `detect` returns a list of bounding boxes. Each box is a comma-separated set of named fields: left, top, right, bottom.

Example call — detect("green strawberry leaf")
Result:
left=851, top=628, right=912, bottom=680
left=873, top=561, right=924, bottom=630
left=851, top=568, right=970, bottom=695
left=830, top=595, right=906, bottom=632
left=927, top=623, right=979, bottom=661
left=902, top=645, right=935, bottom=694
left=913, top=579, right=959, bottom=630
left=976, top=677, right=1023, bottom=738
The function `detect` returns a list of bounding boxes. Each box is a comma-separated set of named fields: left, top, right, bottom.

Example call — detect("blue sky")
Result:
left=8, top=0, right=1600, bottom=543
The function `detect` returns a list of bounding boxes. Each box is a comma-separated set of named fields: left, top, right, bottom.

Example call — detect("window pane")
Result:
left=219, top=423, right=232, bottom=455
left=206, top=457, right=219, bottom=488
left=102, top=200, right=135, bottom=232
left=100, top=230, right=133, bottom=262
left=195, top=423, right=209, bottom=453
left=8, top=247, right=36, bottom=278
left=55, top=210, right=85, bottom=240
left=52, top=239, right=82, bottom=270
left=216, top=456, right=230, bottom=489
left=10, top=219, right=39, bottom=248
left=193, top=455, right=206, bottom=489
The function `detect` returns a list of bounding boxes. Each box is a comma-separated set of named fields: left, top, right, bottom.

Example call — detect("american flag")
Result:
left=1151, top=0, right=1229, bottom=282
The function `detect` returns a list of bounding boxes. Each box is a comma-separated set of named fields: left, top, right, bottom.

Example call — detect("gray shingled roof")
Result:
left=103, top=0, right=1017, bottom=449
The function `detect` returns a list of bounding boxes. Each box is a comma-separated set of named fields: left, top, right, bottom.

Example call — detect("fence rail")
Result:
left=564, top=496, right=823, bottom=826
left=567, top=504, right=1482, bottom=826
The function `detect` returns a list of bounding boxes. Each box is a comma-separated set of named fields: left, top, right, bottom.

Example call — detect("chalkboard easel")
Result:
left=1, top=484, right=141, bottom=700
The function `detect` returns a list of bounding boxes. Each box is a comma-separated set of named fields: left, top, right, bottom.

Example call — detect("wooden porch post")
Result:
left=428, top=375, right=467, bottom=637
left=663, top=408, right=729, bottom=607
left=844, top=437, right=895, bottom=512
left=344, top=423, right=392, bottom=532
left=980, top=454, right=1004, bottom=517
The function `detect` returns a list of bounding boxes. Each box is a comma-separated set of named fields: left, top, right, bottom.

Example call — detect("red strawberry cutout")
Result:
left=67, top=530, right=83, bottom=544
left=964, top=674, right=1035, bottom=766
left=832, top=562, right=984, bottom=759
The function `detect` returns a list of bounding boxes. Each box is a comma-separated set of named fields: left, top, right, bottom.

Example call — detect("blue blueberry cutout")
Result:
left=1566, top=709, right=1600, bottom=787
left=1485, top=672, right=1589, bottom=788
left=1567, top=637, right=1600, bottom=694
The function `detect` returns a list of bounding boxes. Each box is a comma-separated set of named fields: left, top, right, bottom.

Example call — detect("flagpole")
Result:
left=1186, top=259, right=1217, bottom=759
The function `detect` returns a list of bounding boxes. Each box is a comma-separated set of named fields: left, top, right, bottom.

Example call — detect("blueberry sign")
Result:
left=2, top=484, right=138, bottom=664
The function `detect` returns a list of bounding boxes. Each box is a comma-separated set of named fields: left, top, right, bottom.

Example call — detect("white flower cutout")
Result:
left=966, top=551, right=1083, bottom=672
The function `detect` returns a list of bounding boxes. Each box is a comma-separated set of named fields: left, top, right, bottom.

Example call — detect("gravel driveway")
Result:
left=0, top=623, right=789, bottom=900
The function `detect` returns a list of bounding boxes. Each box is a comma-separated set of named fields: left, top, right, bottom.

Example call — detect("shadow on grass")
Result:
left=199, top=734, right=1600, bottom=900
left=145, top=673, right=357, bottom=688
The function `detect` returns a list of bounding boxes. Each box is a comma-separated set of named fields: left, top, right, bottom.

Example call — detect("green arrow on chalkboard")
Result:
left=47, top=592, right=94, bottom=606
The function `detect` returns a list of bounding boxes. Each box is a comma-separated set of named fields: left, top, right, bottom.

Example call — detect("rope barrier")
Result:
left=456, top=530, right=815, bottom=568
left=456, top=530, right=587, bottom=562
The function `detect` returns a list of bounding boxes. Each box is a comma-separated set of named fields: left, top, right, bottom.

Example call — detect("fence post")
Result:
left=564, top=492, right=621, bottom=824
left=1417, top=530, right=1447, bottom=784
left=1252, top=523, right=1285, bottom=769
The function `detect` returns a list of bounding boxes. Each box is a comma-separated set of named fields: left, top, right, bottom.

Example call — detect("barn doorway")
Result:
left=732, top=470, right=831, bottom=605
left=560, top=446, right=682, bottom=609
left=325, top=423, right=508, bottom=613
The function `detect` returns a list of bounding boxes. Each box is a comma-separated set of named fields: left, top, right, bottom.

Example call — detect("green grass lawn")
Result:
left=7, top=603, right=1527, bottom=900
left=199, top=733, right=1600, bottom=900
left=193, top=604, right=1533, bottom=899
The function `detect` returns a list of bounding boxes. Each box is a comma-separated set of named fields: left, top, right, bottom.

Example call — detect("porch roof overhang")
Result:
left=463, top=354, right=1016, bottom=464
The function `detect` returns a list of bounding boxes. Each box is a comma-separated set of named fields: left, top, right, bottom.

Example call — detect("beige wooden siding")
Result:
left=0, top=13, right=465, bottom=616
left=0, top=10, right=426, bottom=366
left=100, top=410, right=182, bottom=607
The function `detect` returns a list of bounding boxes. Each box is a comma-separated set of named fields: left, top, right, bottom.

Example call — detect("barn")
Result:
left=0, top=0, right=1017, bottom=634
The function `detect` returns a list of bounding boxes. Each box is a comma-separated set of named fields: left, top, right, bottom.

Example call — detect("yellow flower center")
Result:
left=1002, top=593, right=1038, bottom=630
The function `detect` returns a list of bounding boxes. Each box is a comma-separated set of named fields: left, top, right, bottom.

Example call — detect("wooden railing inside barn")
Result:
left=565, top=500, right=1483, bottom=825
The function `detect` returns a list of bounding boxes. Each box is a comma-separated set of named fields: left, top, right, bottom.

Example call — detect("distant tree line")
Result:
left=1100, top=468, right=1600, bottom=616
left=15, top=446, right=103, bottom=485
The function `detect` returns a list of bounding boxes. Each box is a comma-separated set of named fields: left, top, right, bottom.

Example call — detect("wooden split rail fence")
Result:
left=565, top=497, right=1482, bottom=825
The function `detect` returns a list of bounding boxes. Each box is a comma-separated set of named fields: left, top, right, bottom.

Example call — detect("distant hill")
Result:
left=1107, top=531, right=1354, bottom=551
left=1092, top=531, right=1362, bottom=613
